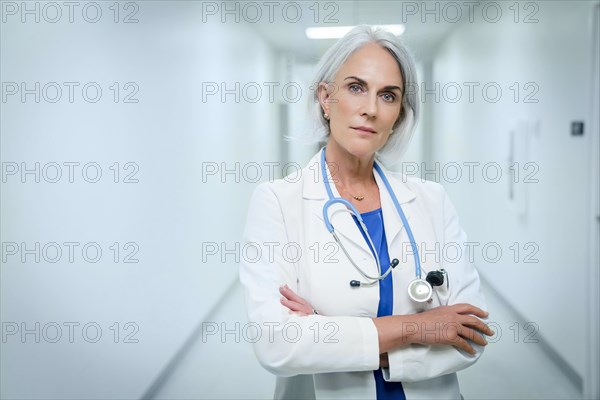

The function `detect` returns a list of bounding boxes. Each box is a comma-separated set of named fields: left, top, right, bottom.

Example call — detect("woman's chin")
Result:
left=345, top=142, right=383, bottom=160
left=328, top=136, right=384, bottom=161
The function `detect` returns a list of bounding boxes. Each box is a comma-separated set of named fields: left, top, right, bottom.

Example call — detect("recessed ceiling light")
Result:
left=305, top=24, right=405, bottom=39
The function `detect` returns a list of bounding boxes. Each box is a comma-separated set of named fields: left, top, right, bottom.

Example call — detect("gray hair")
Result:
left=308, top=25, right=420, bottom=166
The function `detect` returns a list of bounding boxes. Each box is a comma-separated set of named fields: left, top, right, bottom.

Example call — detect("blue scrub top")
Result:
left=354, top=208, right=406, bottom=400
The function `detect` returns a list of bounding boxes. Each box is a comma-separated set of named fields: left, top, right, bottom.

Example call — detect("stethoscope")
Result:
left=320, top=148, right=448, bottom=303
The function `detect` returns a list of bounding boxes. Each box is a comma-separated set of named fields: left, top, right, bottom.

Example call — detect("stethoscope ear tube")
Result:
left=348, top=259, right=399, bottom=288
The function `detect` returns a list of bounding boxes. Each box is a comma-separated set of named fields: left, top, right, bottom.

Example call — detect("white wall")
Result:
left=286, top=61, right=322, bottom=165
left=0, top=2, right=279, bottom=398
left=428, top=0, right=598, bottom=381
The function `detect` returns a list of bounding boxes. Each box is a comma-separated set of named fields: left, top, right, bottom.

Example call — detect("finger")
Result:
left=453, top=336, right=477, bottom=355
left=453, top=303, right=489, bottom=319
left=280, top=297, right=304, bottom=311
left=454, top=303, right=489, bottom=318
left=279, top=285, right=309, bottom=306
left=459, top=326, right=488, bottom=347
left=280, top=297, right=311, bottom=314
left=462, top=316, right=495, bottom=336
left=284, top=305, right=310, bottom=316
left=279, top=287, right=308, bottom=307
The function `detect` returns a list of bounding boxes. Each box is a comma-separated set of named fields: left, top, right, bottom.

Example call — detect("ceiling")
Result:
left=249, top=0, right=468, bottom=64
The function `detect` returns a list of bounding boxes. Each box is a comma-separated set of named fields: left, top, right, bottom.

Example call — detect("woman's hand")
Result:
left=410, top=303, right=492, bottom=354
left=279, top=285, right=315, bottom=316
left=373, top=303, right=494, bottom=355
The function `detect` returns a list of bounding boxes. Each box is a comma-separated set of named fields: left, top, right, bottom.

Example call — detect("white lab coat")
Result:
left=239, top=150, right=487, bottom=400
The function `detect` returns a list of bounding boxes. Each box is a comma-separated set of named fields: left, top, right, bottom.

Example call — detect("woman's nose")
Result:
left=360, top=93, right=378, bottom=118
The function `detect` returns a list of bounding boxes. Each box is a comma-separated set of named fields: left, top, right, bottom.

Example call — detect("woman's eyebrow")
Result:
left=343, top=76, right=403, bottom=92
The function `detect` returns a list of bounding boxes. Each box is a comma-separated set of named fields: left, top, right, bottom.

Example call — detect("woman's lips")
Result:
left=352, top=126, right=377, bottom=133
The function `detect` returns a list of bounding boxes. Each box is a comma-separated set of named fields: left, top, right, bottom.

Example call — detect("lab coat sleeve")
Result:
left=239, top=182, right=381, bottom=377
left=383, top=185, right=488, bottom=383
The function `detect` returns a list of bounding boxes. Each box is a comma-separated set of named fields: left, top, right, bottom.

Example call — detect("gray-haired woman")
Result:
left=240, top=25, right=493, bottom=400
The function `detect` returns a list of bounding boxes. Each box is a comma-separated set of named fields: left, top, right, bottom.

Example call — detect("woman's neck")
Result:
left=324, top=141, right=382, bottom=212
left=324, top=142, right=376, bottom=186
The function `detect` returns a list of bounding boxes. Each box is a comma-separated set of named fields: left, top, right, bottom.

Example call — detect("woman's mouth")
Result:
left=352, top=126, right=377, bottom=133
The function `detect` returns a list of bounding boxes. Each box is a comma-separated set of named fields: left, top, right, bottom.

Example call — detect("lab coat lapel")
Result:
left=373, top=162, right=417, bottom=253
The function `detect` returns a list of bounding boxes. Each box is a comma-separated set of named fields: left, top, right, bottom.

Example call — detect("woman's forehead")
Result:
left=335, top=43, right=403, bottom=87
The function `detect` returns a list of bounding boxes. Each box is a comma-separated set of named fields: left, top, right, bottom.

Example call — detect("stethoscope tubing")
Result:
left=320, top=148, right=423, bottom=283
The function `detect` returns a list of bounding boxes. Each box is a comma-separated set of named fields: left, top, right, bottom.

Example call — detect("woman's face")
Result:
left=319, top=43, right=403, bottom=160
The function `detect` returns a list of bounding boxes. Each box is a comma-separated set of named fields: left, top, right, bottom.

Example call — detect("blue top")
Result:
left=354, top=208, right=406, bottom=400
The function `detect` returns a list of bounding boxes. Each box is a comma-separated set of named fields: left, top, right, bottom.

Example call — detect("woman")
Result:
left=239, top=25, right=493, bottom=399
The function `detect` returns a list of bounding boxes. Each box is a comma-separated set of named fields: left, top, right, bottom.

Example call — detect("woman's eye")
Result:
left=382, top=93, right=396, bottom=102
left=349, top=84, right=363, bottom=93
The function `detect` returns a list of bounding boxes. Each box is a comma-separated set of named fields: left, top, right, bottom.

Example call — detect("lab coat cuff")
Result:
left=358, top=318, right=381, bottom=371
left=381, top=364, right=396, bottom=382
left=381, top=346, right=405, bottom=382
left=382, top=366, right=391, bottom=381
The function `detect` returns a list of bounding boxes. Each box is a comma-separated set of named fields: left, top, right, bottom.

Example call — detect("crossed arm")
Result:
left=279, top=284, right=494, bottom=369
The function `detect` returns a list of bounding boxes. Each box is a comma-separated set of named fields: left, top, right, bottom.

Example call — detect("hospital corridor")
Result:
left=1, top=1, right=599, bottom=399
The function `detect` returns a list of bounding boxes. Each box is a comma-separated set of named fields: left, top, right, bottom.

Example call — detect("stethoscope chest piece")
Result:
left=407, top=279, right=433, bottom=303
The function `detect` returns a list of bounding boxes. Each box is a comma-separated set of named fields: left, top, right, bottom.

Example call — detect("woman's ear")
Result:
left=316, top=81, right=332, bottom=116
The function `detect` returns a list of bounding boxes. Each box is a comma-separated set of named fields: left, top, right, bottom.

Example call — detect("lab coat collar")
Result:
left=303, top=149, right=417, bottom=256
